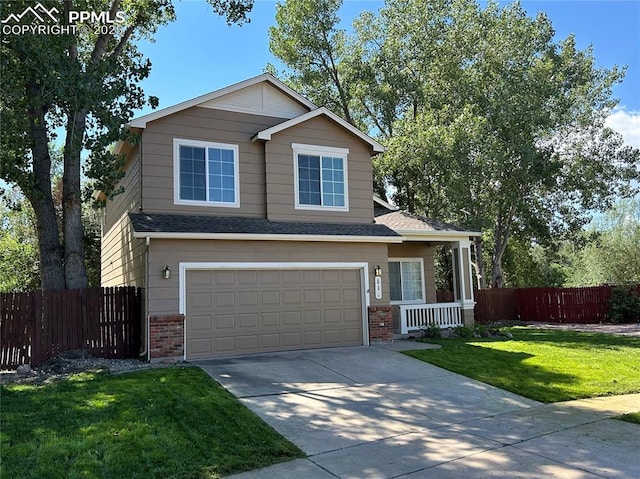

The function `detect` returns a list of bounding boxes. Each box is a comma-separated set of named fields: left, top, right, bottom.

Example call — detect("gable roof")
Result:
left=374, top=209, right=481, bottom=239
left=129, top=212, right=402, bottom=243
left=252, top=107, right=385, bottom=154
left=128, top=74, right=316, bottom=128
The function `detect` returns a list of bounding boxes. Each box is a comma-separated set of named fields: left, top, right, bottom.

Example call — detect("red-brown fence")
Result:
left=472, top=285, right=640, bottom=324
left=474, top=288, right=519, bottom=323
left=1, top=287, right=142, bottom=369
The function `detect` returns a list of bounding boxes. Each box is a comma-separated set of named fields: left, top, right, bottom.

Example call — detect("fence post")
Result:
left=32, top=291, right=42, bottom=366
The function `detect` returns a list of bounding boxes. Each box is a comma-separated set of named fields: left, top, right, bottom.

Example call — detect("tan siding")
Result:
left=103, top=148, right=141, bottom=233
left=101, top=213, right=145, bottom=287
left=146, top=240, right=388, bottom=316
left=388, top=243, right=437, bottom=303
left=265, top=116, right=375, bottom=223
left=140, top=108, right=288, bottom=217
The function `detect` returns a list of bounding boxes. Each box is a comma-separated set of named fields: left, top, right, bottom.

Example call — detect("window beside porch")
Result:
left=389, top=259, right=424, bottom=303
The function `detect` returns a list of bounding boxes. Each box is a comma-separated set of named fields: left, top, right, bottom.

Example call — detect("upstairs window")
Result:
left=293, top=143, right=349, bottom=211
left=174, top=139, right=239, bottom=207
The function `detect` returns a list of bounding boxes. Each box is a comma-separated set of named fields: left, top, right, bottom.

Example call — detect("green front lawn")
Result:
left=0, top=367, right=303, bottom=479
left=617, top=412, right=640, bottom=424
left=405, top=328, right=640, bottom=403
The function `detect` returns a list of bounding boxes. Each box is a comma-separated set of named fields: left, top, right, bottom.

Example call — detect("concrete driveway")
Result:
left=197, top=343, right=640, bottom=479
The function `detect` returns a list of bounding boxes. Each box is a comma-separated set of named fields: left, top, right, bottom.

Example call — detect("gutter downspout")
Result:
left=139, top=236, right=150, bottom=360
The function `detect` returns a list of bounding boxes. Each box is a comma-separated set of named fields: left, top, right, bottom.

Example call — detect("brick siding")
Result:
left=368, top=306, right=393, bottom=342
left=149, top=314, right=184, bottom=360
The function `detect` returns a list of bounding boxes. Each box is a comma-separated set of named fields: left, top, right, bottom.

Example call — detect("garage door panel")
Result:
left=239, top=291, right=258, bottom=306
left=189, top=270, right=212, bottom=286
left=261, top=291, right=280, bottom=305
left=262, top=334, right=280, bottom=348
left=216, top=314, right=235, bottom=329
left=283, top=311, right=302, bottom=325
left=215, top=292, right=235, bottom=307
left=303, top=289, right=322, bottom=303
left=304, top=310, right=322, bottom=324
left=191, top=338, right=212, bottom=354
left=191, top=315, right=212, bottom=331
left=238, top=335, right=258, bottom=351
left=186, top=268, right=363, bottom=359
left=304, top=330, right=322, bottom=344
left=282, top=270, right=301, bottom=284
left=343, top=288, right=360, bottom=302
left=239, top=313, right=259, bottom=328
left=262, top=312, right=280, bottom=327
left=213, top=270, right=235, bottom=285
left=282, top=332, right=302, bottom=346
left=283, top=290, right=301, bottom=304
left=324, top=309, right=342, bottom=323
left=215, top=336, right=236, bottom=352
left=189, top=292, right=212, bottom=308
left=343, top=328, right=362, bottom=342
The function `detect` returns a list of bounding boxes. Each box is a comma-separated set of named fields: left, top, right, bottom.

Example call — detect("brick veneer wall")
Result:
left=368, top=306, right=393, bottom=342
left=149, top=314, right=184, bottom=360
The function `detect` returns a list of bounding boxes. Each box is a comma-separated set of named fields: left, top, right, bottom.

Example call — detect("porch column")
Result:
left=451, top=240, right=475, bottom=327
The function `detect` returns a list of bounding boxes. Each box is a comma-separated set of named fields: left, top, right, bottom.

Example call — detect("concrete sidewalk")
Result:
left=197, top=343, right=640, bottom=479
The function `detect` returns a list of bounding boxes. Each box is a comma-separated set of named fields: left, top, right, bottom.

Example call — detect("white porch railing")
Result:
left=399, top=302, right=463, bottom=334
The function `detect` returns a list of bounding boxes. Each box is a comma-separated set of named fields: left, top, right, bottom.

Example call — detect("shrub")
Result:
left=420, top=321, right=442, bottom=338
left=608, top=286, right=640, bottom=323
left=453, top=325, right=474, bottom=338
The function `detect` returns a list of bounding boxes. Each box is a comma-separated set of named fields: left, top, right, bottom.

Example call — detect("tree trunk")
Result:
left=490, top=207, right=515, bottom=288
left=27, top=96, right=65, bottom=290
left=63, top=110, right=88, bottom=289
left=473, top=236, right=486, bottom=289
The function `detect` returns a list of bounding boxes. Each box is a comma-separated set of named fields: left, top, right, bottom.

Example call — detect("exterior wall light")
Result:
left=162, top=265, right=171, bottom=279
left=374, top=265, right=382, bottom=277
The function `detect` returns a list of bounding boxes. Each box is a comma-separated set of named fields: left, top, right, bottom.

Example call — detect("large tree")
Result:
left=0, top=0, right=253, bottom=290
left=270, top=0, right=640, bottom=288
left=564, top=199, right=640, bottom=286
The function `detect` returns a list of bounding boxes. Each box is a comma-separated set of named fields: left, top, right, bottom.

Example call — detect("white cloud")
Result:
left=605, top=108, right=640, bottom=148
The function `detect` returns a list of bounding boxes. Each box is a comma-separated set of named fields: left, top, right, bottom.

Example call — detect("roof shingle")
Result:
left=129, top=212, right=400, bottom=237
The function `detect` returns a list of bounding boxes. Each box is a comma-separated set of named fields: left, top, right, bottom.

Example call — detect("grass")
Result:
left=617, top=412, right=640, bottom=424
left=404, top=327, right=640, bottom=403
left=0, top=366, right=303, bottom=479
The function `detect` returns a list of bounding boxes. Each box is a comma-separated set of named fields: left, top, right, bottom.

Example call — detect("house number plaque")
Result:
left=374, top=276, right=382, bottom=300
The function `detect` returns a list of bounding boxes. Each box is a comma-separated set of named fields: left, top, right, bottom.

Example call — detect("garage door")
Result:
left=185, top=268, right=363, bottom=359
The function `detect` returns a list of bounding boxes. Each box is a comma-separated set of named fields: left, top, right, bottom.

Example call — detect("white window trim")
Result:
left=388, top=257, right=426, bottom=305
left=292, top=143, right=349, bottom=212
left=173, top=138, right=240, bottom=208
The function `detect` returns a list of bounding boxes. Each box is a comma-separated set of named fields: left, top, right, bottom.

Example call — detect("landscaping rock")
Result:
left=16, top=364, right=31, bottom=375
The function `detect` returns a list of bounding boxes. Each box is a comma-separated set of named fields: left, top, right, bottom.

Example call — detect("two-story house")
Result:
left=101, top=74, right=478, bottom=362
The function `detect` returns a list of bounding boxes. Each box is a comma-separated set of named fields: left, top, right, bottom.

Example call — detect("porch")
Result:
left=394, top=302, right=464, bottom=334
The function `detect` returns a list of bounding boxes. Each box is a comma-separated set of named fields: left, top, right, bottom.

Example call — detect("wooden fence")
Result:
left=472, top=285, right=640, bottom=324
left=1, top=287, right=142, bottom=369
left=474, top=288, right=519, bottom=323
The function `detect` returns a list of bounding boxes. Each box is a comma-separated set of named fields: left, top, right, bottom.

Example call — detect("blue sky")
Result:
left=138, top=1, right=639, bottom=121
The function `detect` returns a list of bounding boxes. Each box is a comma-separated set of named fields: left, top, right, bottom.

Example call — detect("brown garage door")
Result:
left=186, top=268, right=363, bottom=359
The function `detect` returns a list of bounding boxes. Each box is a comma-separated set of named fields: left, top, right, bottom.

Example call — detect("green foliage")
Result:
left=270, top=0, right=640, bottom=289
left=608, top=287, right=640, bottom=324
left=1, top=0, right=253, bottom=289
left=617, top=412, right=640, bottom=424
left=420, top=321, right=442, bottom=338
left=1, top=367, right=302, bottom=479
left=565, top=199, right=640, bottom=286
left=404, top=328, right=640, bottom=403
left=0, top=201, right=40, bottom=292
left=0, top=188, right=102, bottom=291
left=452, top=325, right=473, bottom=338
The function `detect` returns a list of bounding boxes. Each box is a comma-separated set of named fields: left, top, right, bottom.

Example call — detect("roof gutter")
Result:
left=397, top=230, right=483, bottom=241
left=133, top=232, right=403, bottom=243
